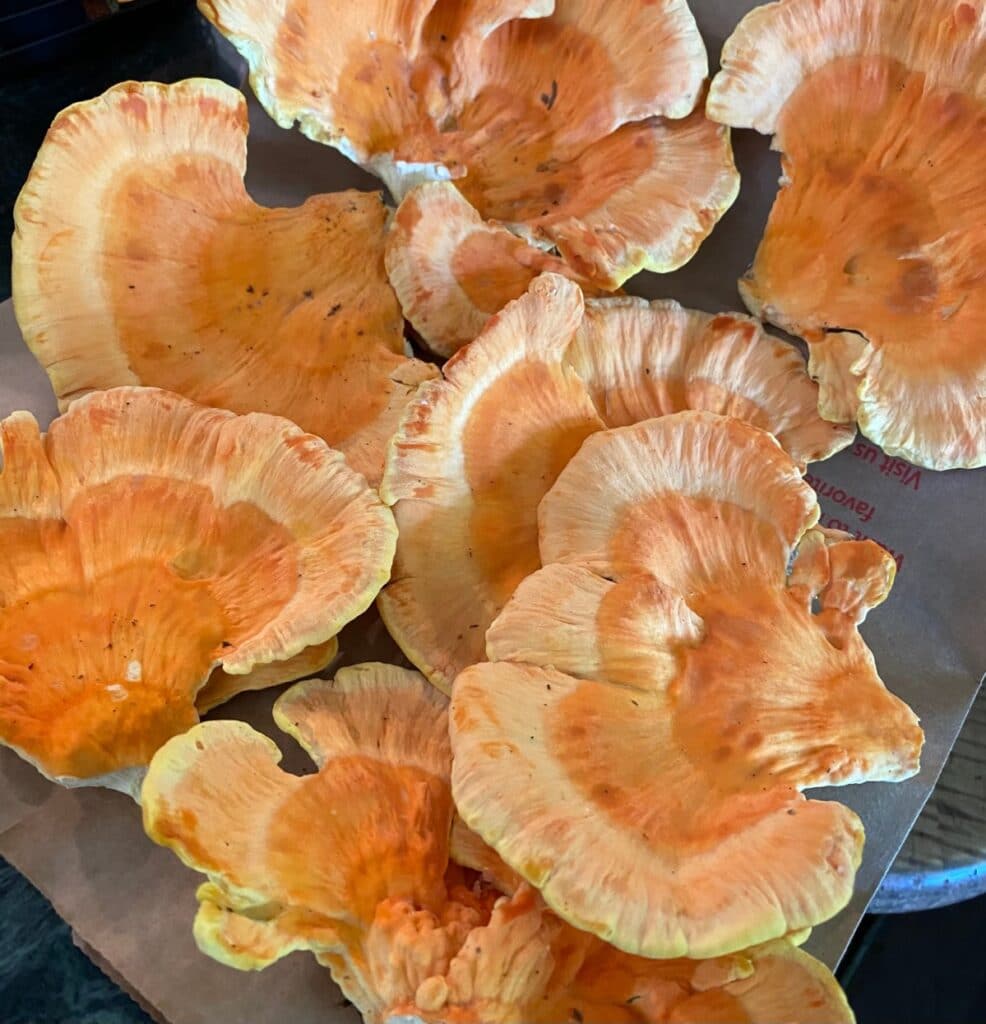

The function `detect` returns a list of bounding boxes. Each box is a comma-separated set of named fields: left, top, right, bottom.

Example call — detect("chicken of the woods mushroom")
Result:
left=380, top=273, right=853, bottom=694
left=708, top=0, right=986, bottom=469
left=12, top=77, right=436, bottom=487
left=452, top=412, right=923, bottom=958
left=143, top=662, right=856, bottom=1024
left=199, top=0, right=739, bottom=289
left=0, top=389, right=395, bottom=794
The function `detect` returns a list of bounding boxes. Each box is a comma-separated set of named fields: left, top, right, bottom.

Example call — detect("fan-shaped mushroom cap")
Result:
left=384, top=884, right=856, bottom=1024
left=12, top=78, right=436, bottom=487
left=195, top=637, right=339, bottom=714
left=450, top=822, right=853, bottom=1022
left=537, top=413, right=818, bottom=593
left=200, top=0, right=706, bottom=171
left=144, top=664, right=452, bottom=968
left=708, top=0, right=986, bottom=469
left=378, top=276, right=603, bottom=693
left=656, top=939, right=854, bottom=1024
left=385, top=182, right=607, bottom=357
left=0, top=388, right=395, bottom=790
left=788, top=526, right=897, bottom=636
left=567, top=299, right=855, bottom=469
left=381, top=274, right=852, bottom=692
left=475, top=103, right=737, bottom=289
left=200, top=0, right=737, bottom=288
left=145, top=662, right=854, bottom=1023
left=452, top=412, right=923, bottom=958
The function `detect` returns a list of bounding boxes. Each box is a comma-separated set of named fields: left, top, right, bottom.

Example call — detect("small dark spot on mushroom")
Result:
left=626, top=996, right=641, bottom=1005
left=128, top=284, right=136, bottom=290
left=570, top=1010, right=584, bottom=1023
left=27, top=663, right=34, bottom=671
left=326, top=302, right=342, bottom=318
left=246, top=284, right=255, bottom=294
left=541, top=79, right=558, bottom=110
left=221, top=640, right=233, bottom=649
left=303, top=289, right=314, bottom=300
left=131, top=618, right=138, bottom=627
left=440, top=33, right=448, bottom=42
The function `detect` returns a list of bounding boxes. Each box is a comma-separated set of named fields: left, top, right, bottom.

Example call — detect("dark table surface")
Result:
left=0, top=2, right=984, bottom=1022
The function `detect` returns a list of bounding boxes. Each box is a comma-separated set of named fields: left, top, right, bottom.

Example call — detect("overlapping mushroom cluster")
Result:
left=143, top=664, right=856, bottom=1023
left=381, top=274, right=853, bottom=692
left=3, top=0, right=976, bottom=1020
left=200, top=0, right=740, bottom=289
left=453, top=410, right=923, bottom=957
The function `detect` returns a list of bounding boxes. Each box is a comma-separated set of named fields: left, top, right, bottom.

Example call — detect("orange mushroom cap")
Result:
left=194, top=637, right=339, bottom=715
left=145, top=662, right=854, bottom=1023
left=378, top=275, right=603, bottom=693
left=12, top=78, right=437, bottom=487
left=0, top=388, right=395, bottom=791
left=385, top=883, right=857, bottom=1024
left=708, top=0, right=986, bottom=469
left=380, top=273, right=852, bottom=693
left=567, top=298, right=855, bottom=468
left=144, top=664, right=455, bottom=975
left=443, top=830, right=855, bottom=1024
left=385, top=182, right=609, bottom=358
left=452, top=412, right=923, bottom=958
left=199, top=0, right=737, bottom=287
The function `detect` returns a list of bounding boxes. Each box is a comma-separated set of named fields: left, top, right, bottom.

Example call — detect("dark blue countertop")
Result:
left=0, top=861, right=150, bottom=1023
